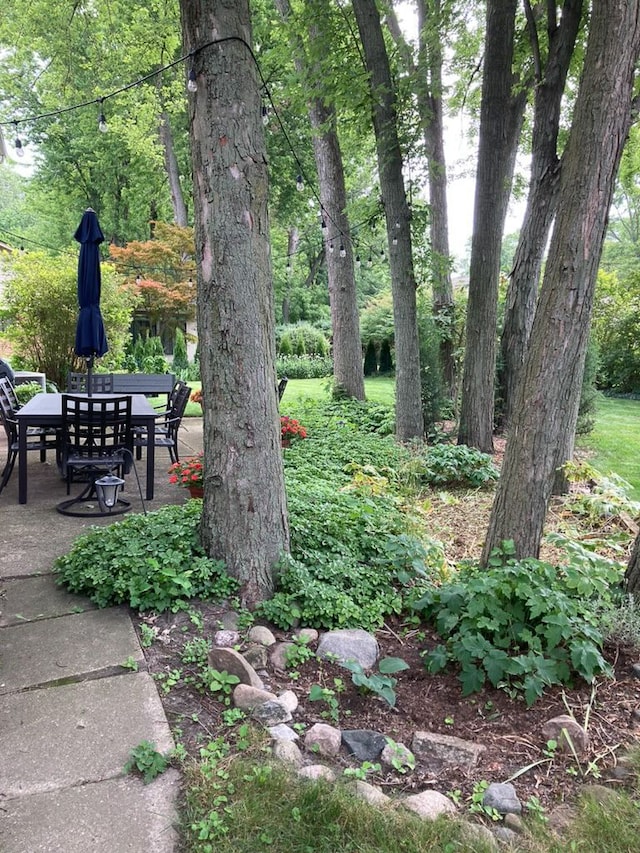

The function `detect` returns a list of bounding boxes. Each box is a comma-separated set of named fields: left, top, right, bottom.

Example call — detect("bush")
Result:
left=54, top=502, right=237, bottom=612
left=276, top=323, right=330, bottom=357
left=413, top=444, right=499, bottom=488
left=379, top=339, right=393, bottom=374
left=275, top=355, right=333, bottom=379
left=363, top=340, right=378, bottom=376
left=172, top=327, right=189, bottom=375
left=414, top=540, right=621, bottom=705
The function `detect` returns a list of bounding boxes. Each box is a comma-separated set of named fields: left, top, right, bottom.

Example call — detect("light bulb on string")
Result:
left=187, top=67, right=198, bottom=93
left=97, top=100, right=108, bottom=133
left=339, top=244, right=346, bottom=258
left=135, top=274, right=142, bottom=285
left=296, top=174, right=304, bottom=192
left=355, top=255, right=361, bottom=268
left=367, top=254, right=373, bottom=268
left=328, top=241, right=334, bottom=254
left=395, top=220, right=401, bottom=230
left=380, top=248, right=386, bottom=261
left=392, top=236, right=398, bottom=246
left=321, top=217, right=328, bottom=235
left=261, top=105, right=269, bottom=126
left=287, top=258, right=292, bottom=277
left=14, top=123, right=24, bottom=157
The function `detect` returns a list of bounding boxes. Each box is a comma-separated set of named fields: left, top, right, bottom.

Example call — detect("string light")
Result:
left=261, top=104, right=269, bottom=125
left=97, top=100, right=108, bottom=133
left=395, top=220, right=401, bottom=229
left=135, top=274, right=142, bottom=285
left=380, top=248, right=386, bottom=261
left=187, top=67, right=198, bottom=93
left=339, top=243, right=346, bottom=258
left=367, top=254, right=373, bottom=268
left=392, top=235, right=398, bottom=246
left=328, top=241, right=334, bottom=253
left=321, top=217, right=328, bottom=235
left=355, top=255, right=361, bottom=268
left=13, top=123, right=24, bottom=157
left=296, top=174, right=304, bottom=192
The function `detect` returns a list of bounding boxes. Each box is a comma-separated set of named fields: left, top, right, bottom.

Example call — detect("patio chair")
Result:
left=277, top=376, right=288, bottom=402
left=67, top=372, right=114, bottom=393
left=58, top=395, right=132, bottom=513
left=0, top=388, right=58, bottom=494
left=133, top=382, right=191, bottom=464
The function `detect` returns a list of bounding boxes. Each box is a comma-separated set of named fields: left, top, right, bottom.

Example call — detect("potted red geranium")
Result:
left=280, top=415, right=307, bottom=448
left=168, top=453, right=204, bottom=498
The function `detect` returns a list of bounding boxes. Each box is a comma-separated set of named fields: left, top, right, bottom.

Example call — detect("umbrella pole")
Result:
left=87, top=354, right=93, bottom=397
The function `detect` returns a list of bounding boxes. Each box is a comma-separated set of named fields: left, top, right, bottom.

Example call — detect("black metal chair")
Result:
left=0, top=388, right=58, bottom=494
left=277, top=376, right=288, bottom=402
left=134, top=382, right=191, bottom=464
left=67, top=372, right=114, bottom=393
left=57, top=394, right=132, bottom=515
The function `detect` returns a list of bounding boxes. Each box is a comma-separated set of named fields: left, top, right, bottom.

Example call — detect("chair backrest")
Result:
left=167, top=379, right=189, bottom=412
left=0, top=376, right=19, bottom=411
left=277, top=377, right=288, bottom=402
left=67, top=372, right=114, bottom=393
left=0, top=387, right=17, bottom=445
left=165, top=384, right=192, bottom=439
left=62, top=395, right=132, bottom=459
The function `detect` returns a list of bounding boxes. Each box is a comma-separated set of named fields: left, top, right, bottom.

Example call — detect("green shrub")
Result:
left=172, top=327, right=189, bottom=375
left=54, top=502, right=237, bottom=611
left=363, top=340, right=378, bottom=376
left=413, top=444, right=499, bottom=488
left=275, top=355, right=333, bottom=379
left=414, top=540, right=621, bottom=705
left=379, top=339, right=393, bottom=374
left=13, top=382, right=44, bottom=406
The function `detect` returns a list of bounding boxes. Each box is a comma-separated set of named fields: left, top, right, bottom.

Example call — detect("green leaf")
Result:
left=459, top=664, right=485, bottom=696
left=378, top=656, right=409, bottom=674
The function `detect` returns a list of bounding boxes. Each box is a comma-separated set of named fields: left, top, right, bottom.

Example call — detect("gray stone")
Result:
left=317, top=629, right=379, bottom=669
left=232, top=683, right=277, bottom=711
left=342, top=729, right=386, bottom=762
left=251, top=700, right=293, bottom=726
left=631, top=662, right=640, bottom=679
left=461, top=822, right=499, bottom=851
left=208, top=646, right=264, bottom=689
left=411, top=731, right=485, bottom=771
left=218, top=611, right=240, bottom=630
left=351, top=780, right=391, bottom=807
left=248, top=625, right=277, bottom=646
left=213, top=629, right=240, bottom=648
left=403, top=790, right=456, bottom=820
left=297, top=764, right=337, bottom=781
left=277, top=689, right=299, bottom=713
left=269, top=642, right=296, bottom=671
left=483, top=782, right=522, bottom=816
left=304, top=722, right=342, bottom=757
left=380, top=740, right=414, bottom=771
left=504, top=813, right=524, bottom=833
left=272, top=740, right=304, bottom=767
left=268, top=723, right=299, bottom=742
left=541, top=714, right=588, bottom=755
left=296, top=628, right=319, bottom=643
left=493, top=827, right=519, bottom=847
left=242, top=643, right=269, bottom=670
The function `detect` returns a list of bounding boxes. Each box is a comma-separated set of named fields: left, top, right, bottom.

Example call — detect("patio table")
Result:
left=15, top=393, right=157, bottom=504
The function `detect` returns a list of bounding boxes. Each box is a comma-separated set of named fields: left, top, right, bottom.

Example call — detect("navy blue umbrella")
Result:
left=74, top=208, right=108, bottom=395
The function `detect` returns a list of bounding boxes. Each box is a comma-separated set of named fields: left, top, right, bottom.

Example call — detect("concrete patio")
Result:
left=0, top=417, right=204, bottom=852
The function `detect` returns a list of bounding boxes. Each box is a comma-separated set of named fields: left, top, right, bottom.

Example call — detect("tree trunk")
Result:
left=353, top=0, right=424, bottom=440
left=498, top=0, right=583, bottom=428
left=457, top=0, right=528, bottom=453
left=158, top=104, right=188, bottom=227
left=275, top=0, right=365, bottom=399
left=416, top=0, right=456, bottom=399
left=180, top=0, right=289, bottom=606
left=483, top=0, right=640, bottom=563
left=625, top=531, right=640, bottom=595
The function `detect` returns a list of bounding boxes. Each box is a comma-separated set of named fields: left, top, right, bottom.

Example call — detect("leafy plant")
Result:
left=340, top=657, right=409, bottom=708
left=413, top=444, right=499, bottom=489
left=343, top=761, right=381, bottom=780
left=414, top=541, right=620, bottom=705
left=203, top=669, right=240, bottom=704
left=124, top=740, right=169, bottom=784
left=309, top=683, right=341, bottom=723
left=284, top=635, right=316, bottom=669
left=468, top=780, right=501, bottom=822
left=54, top=502, right=238, bottom=612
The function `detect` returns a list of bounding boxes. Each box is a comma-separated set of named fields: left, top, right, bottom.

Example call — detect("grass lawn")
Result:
left=281, top=375, right=396, bottom=405
left=578, top=395, right=640, bottom=498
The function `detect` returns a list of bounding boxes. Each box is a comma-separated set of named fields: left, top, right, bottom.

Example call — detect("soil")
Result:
left=132, top=435, right=640, bottom=811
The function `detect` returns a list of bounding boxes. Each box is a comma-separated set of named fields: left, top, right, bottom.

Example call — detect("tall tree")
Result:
left=483, top=0, right=640, bottom=562
left=498, top=0, right=583, bottom=428
left=274, top=0, right=365, bottom=399
left=180, top=0, right=289, bottom=606
left=352, top=0, right=424, bottom=440
left=457, top=0, right=528, bottom=453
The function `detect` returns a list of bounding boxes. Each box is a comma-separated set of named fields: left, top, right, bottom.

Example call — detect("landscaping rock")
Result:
left=242, top=643, right=269, bottom=670
left=272, top=740, right=304, bottom=767
left=248, top=625, right=277, bottom=646
left=298, top=764, right=337, bottom=781
left=250, top=700, right=292, bottom=726
left=341, top=729, right=386, bottom=762
left=380, top=740, right=414, bottom=771
left=547, top=804, right=577, bottom=835
left=350, top=780, right=391, bottom=807
left=233, top=684, right=277, bottom=711
left=581, top=784, right=621, bottom=806
left=504, top=813, right=524, bottom=833
left=483, top=783, right=522, bottom=816
left=269, top=642, right=295, bottom=671
left=541, top=714, right=588, bottom=755
left=296, top=628, right=319, bottom=644
left=268, top=724, right=299, bottom=742
left=402, top=790, right=456, bottom=820
left=213, top=629, right=240, bottom=648
left=304, top=723, right=342, bottom=757
left=493, top=826, right=519, bottom=847
left=631, top=663, right=640, bottom=679
left=316, top=629, right=379, bottom=669
left=411, top=731, right=485, bottom=771
left=218, top=611, right=239, bottom=630
left=208, top=647, right=264, bottom=688
left=461, top=822, right=499, bottom=851
left=277, top=689, right=298, bottom=713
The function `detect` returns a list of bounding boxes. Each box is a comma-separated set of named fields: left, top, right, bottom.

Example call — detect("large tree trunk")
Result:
left=483, top=0, right=640, bottom=563
left=275, top=0, right=365, bottom=400
left=353, top=0, right=424, bottom=440
left=498, top=0, right=583, bottom=428
left=416, top=0, right=456, bottom=399
left=625, top=532, right=640, bottom=595
left=180, top=0, right=289, bottom=606
left=158, top=109, right=188, bottom=227
left=457, top=0, right=527, bottom=453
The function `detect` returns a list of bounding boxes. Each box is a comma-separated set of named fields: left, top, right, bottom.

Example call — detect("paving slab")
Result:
left=0, top=575, right=95, bottom=627
left=0, top=672, right=175, bottom=798
left=0, top=768, right=180, bottom=853
left=0, top=607, right=143, bottom=694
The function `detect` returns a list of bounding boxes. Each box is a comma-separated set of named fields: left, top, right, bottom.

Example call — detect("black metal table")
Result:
left=15, top=393, right=157, bottom=504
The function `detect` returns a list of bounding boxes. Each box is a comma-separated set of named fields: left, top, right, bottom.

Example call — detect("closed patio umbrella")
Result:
left=74, top=208, right=108, bottom=396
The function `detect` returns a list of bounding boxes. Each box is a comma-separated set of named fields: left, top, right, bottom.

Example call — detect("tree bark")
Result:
left=180, top=0, right=289, bottom=606
left=625, top=531, right=640, bottom=595
left=457, top=0, right=528, bottom=453
left=483, top=0, right=640, bottom=563
left=158, top=104, right=188, bottom=227
left=275, top=0, right=365, bottom=399
left=352, top=0, right=424, bottom=440
left=498, top=0, right=583, bottom=428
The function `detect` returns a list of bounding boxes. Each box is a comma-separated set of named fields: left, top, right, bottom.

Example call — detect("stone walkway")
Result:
left=0, top=418, right=203, bottom=852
